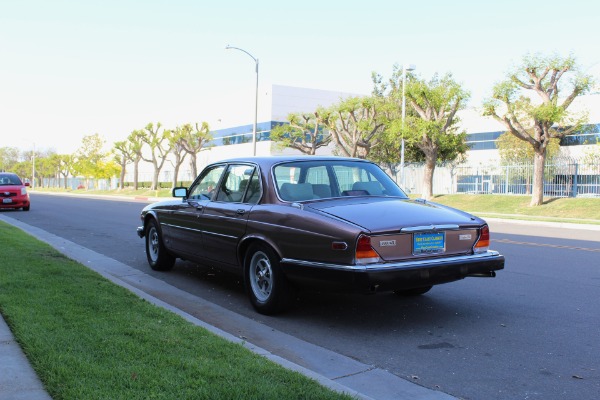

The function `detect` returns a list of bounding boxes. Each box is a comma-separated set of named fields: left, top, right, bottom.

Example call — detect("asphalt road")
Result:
left=4, top=192, right=600, bottom=400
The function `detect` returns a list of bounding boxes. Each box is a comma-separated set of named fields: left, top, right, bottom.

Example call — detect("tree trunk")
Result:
left=190, top=155, right=197, bottom=178
left=530, top=149, right=546, bottom=206
left=172, top=165, right=180, bottom=189
left=119, top=160, right=126, bottom=190
left=133, top=160, right=139, bottom=190
left=151, top=167, right=159, bottom=191
left=422, top=155, right=436, bottom=200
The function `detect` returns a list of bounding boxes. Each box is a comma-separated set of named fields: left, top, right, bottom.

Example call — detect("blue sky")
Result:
left=1, top=0, right=599, bottom=154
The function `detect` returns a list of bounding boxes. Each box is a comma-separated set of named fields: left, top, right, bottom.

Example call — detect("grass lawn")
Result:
left=34, top=188, right=600, bottom=224
left=412, top=194, right=600, bottom=224
left=0, top=221, right=352, bottom=400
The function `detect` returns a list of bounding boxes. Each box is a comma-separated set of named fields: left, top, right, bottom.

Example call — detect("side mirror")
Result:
left=24, top=182, right=31, bottom=187
left=172, top=187, right=187, bottom=198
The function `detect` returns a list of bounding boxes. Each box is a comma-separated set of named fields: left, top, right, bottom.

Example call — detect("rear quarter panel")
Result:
left=244, top=204, right=360, bottom=265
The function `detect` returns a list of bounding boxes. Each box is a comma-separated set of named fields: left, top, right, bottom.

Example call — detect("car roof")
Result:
left=211, top=156, right=372, bottom=169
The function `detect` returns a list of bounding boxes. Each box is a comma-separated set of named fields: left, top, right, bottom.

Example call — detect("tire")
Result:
left=244, top=243, right=293, bottom=315
left=394, top=286, right=433, bottom=297
left=22, top=205, right=30, bottom=211
left=145, top=219, right=175, bottom=271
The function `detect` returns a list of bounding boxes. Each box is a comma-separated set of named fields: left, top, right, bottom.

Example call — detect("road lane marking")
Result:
left=493, top=238, right=600, bottom=253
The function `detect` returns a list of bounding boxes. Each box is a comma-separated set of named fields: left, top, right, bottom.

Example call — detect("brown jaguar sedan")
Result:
left=137, top=156, right=504, bottom=314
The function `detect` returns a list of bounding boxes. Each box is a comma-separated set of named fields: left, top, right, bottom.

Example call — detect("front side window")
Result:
left=188, top=165, right=226, bottom=200
left=215, top=164, right=257, bottom=203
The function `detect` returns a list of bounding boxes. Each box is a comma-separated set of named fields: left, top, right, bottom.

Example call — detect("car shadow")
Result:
left=164, top=258, right=503, bottom=335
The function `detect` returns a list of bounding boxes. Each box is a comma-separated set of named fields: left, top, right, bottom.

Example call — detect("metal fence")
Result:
left=39, top=158, right=600, bottom=198
left=400, top=157, right=600, bottom=198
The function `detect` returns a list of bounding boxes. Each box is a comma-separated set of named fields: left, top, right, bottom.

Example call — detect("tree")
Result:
left=270, top=111, right=331, bottom=155
left=321, top=97, right=385, bottom=159
left=139, top=122, right=171, bottom=190
left=483, top=54, right=593, bottom=206
left=496, top=132, right=560, bottom=195
left=168, top=125, right=189, bottom=188
left=0, top=147, right=20, bottom=172
left=95, top=160, right=121, bottom=180
left=127, top=130, right=145, bottom=190
left=180, top=122, right=212, bottom=178
left=399, top=73, right=469, bottom=200
left=113, top=140, right=135, bottom=190
left=57, top=154, right=76, bottom=189
left=582, top=140, right=600, bottom=165
left=496, top=131, right=560, bottom=165
left=41, top=153, right=62, bottom=188
left=73, top=134, right=107, bottom=189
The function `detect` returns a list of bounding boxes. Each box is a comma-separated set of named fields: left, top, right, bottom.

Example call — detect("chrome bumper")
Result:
left=281, top=250, right=504, bottom=272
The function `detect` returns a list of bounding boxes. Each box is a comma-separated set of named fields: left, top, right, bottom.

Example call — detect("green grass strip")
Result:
left=408, top=194, right=600, bottom=224
left=0, top=221, right=352, bottom=400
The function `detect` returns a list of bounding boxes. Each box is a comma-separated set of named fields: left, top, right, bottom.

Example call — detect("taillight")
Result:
left=356, top=234, right=380, bottom=264
left=474, top=225, right=490, bottom=253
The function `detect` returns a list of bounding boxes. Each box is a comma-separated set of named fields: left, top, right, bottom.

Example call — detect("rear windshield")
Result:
left=273, top=160, right=407, bottom=202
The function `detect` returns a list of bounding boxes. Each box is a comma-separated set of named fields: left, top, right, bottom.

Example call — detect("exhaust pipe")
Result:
left=467, top=271, right=496, bottom=278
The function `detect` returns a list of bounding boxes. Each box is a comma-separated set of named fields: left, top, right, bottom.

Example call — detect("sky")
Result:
left=1, top=0, right=599, bottom=155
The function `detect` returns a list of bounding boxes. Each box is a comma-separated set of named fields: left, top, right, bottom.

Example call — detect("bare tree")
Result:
left=484, top=54, right=593, bottom=206
left=270, top=112, right=331, bottom=155
left=113, top=140, right=135, bottom=190
left=139, top=122, right=172, bottom=190
left=321, top=97, right=385, bottom=159
left=181, top=122, right=212, bottom=178
left=168, top=125, right=189, bottom=188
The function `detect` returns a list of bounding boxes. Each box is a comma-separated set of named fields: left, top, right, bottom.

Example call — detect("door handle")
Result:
left=188, top=201, right=203, bottom=210
left=236, top=209, right=246, bottom=215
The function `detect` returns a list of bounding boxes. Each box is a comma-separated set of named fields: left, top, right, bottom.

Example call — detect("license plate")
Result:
left=413, top=232, right=445, bottom=255
left=2, top=198, right=12, bottom=204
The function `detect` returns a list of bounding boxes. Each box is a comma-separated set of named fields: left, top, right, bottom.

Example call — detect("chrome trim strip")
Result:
left=401, top=224, right=460, bottom=233
left=160, top=223, right=237, bottom=239
left=161, top=223, right=202, bottom=233
left=203, top=230, right=237, bottom=239
left=281, top=251, right=502, bottom=272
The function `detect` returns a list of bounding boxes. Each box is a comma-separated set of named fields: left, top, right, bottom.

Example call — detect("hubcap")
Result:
left=250, top=251, right=273, bottom=302
left=148, top=227, right=159, bottom=262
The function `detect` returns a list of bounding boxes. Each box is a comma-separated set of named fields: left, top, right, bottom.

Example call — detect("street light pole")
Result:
left=225, top=45, right=259, bottom=156
left=400, top=63, right=416, bottom=188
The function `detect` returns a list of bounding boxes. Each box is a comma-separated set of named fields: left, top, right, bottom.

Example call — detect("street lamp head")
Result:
left=404, top=63, right=416, bottom=72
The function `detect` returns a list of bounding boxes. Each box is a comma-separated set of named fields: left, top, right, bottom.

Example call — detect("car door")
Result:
left=200, top=164, right=260, bottom=267
left=165, top=164, right=226, bottom=259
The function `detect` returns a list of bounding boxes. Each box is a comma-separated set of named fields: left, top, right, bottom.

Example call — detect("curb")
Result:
left=0, top=214, right=456, bottom=400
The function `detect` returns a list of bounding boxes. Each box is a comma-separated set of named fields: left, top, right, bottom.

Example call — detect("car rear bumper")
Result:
left=281, top=251, right=505, bottom=293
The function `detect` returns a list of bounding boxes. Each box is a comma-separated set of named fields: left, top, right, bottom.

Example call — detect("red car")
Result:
left=0, top=172, right=31, bottom=211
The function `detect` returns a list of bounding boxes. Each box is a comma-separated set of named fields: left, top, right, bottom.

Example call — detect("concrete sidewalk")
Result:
left=0, top=315, right=52, bottom=400
left=0, top=214, right=456, bottom=400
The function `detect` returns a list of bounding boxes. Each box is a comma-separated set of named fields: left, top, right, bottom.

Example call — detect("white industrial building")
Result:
left=202, top=85, right=600, bottom=165
left=131, top=85, right=600, bottom=185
